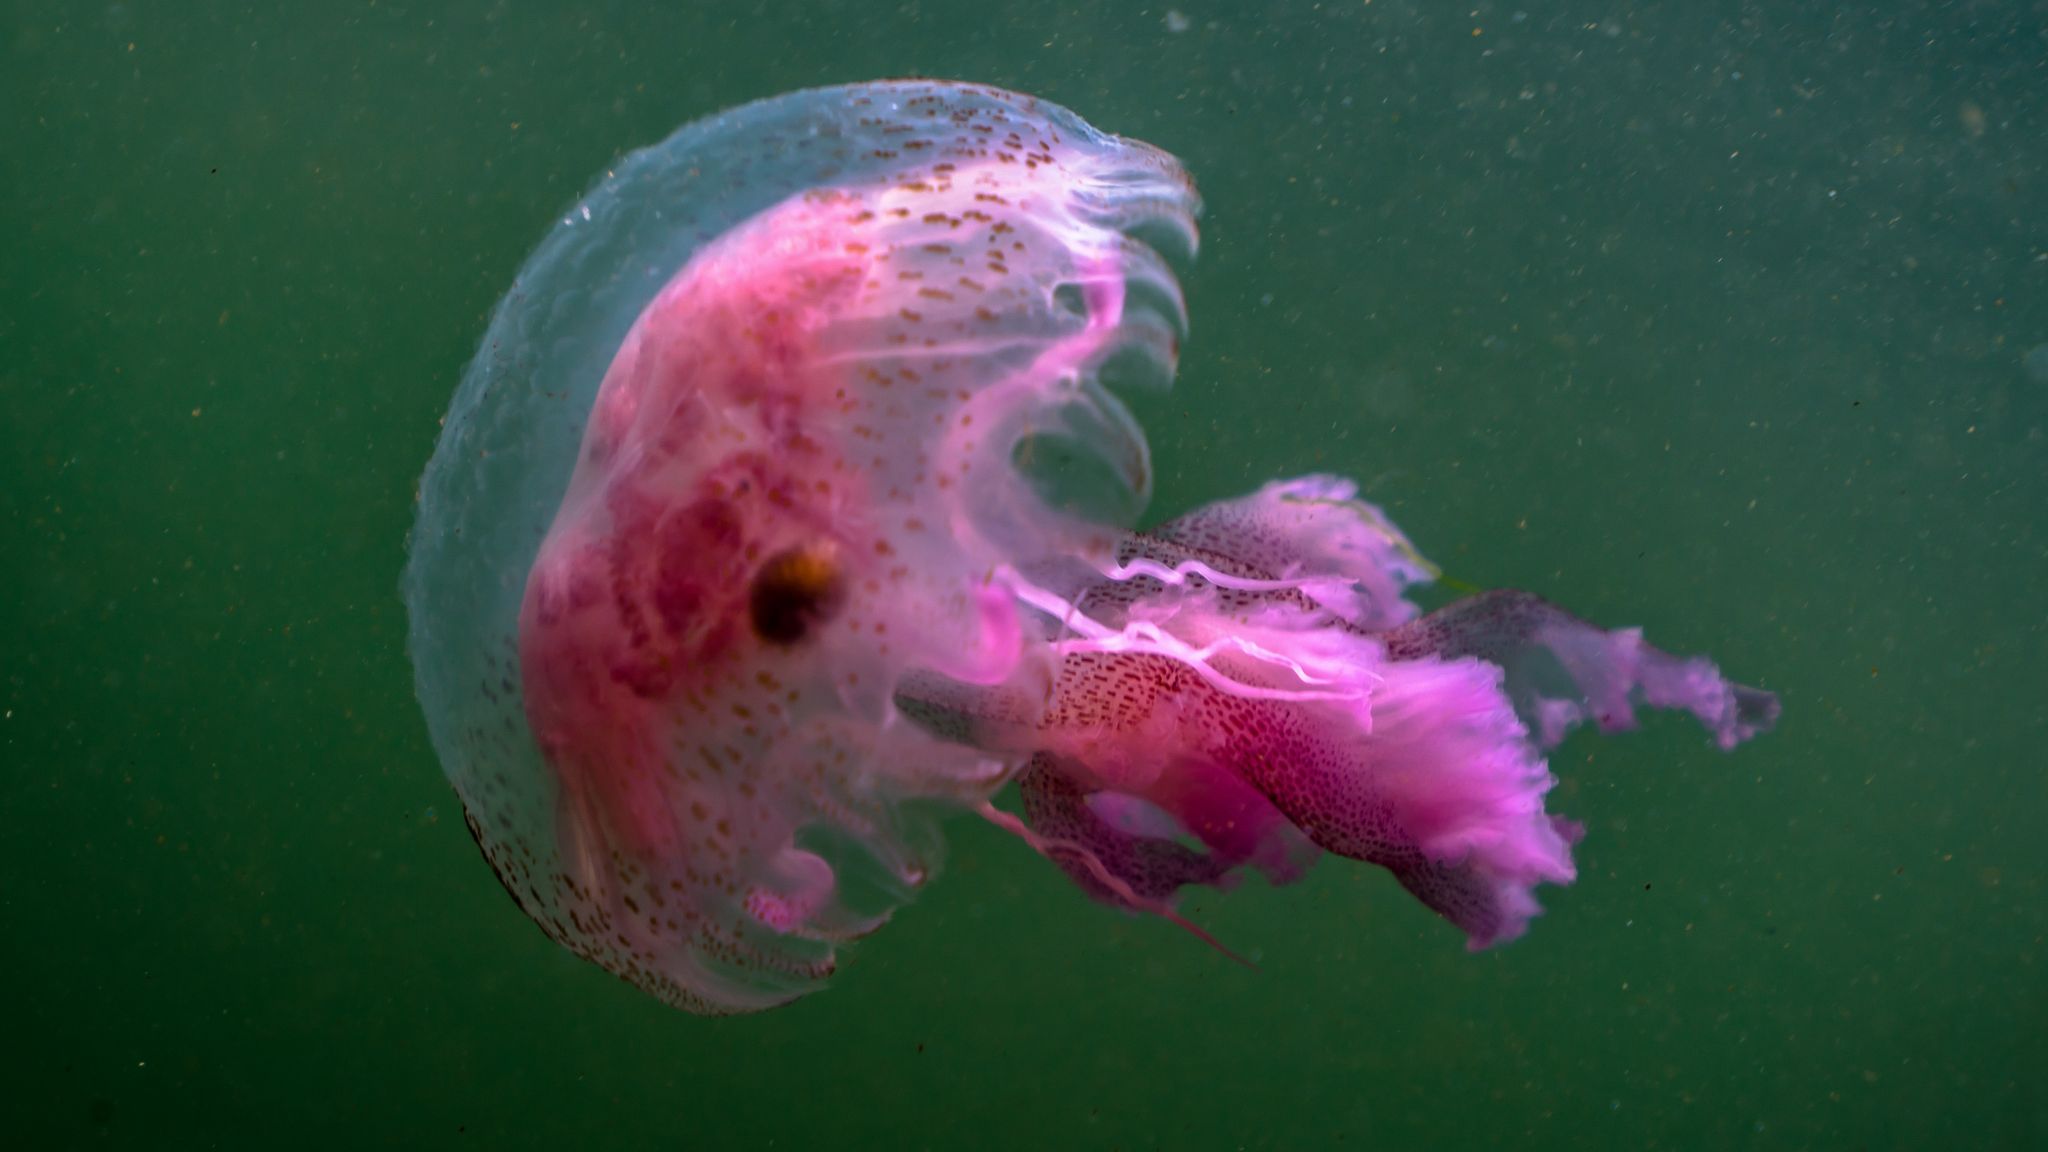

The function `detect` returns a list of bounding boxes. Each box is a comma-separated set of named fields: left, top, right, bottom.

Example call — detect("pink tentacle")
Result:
left=975, top=800, right=1258, bottom=971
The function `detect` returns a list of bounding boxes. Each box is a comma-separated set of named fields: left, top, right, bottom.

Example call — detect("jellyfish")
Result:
left=404, top=80, right=1779, bottom=1015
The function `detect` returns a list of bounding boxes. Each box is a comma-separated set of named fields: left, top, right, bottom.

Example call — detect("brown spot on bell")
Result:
left=748, top=542, right=847, bottom=645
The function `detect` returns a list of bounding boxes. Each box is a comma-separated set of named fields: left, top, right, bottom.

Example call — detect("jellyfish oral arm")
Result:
left=970, top=797, right=1257, bottom=968
left=902, top=479, right=1779, bottom=956
left=999, top=565, right=1379, bottom=704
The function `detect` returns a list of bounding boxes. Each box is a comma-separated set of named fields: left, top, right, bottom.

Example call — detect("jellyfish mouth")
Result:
left=748, top=542, right=848, bottom=645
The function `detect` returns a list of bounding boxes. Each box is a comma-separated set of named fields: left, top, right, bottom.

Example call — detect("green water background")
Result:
left=6, top=1, right=2043, bottom=1147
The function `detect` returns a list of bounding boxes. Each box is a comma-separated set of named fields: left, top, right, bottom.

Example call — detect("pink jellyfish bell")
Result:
left=407, top=81, right=1201, bottom=1013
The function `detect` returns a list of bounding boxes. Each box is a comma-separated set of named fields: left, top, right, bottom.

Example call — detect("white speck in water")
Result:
left=2022, top=343, right=2048, bottom=384
left=1164, top=9, right=1190, bottom=33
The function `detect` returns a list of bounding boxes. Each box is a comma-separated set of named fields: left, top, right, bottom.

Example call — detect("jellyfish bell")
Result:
left=405, top=81, right=1202, bottom=1013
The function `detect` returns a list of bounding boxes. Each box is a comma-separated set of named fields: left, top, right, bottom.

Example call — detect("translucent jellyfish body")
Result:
left=405, top=81, right=1778, bottom=1015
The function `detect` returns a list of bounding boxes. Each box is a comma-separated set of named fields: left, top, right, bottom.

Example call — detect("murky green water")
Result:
left=7, top=2, right=2042, bottom=1147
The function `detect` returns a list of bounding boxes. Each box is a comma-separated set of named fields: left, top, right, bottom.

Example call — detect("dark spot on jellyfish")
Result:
left=749, top=542, right=847, bottom=645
